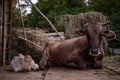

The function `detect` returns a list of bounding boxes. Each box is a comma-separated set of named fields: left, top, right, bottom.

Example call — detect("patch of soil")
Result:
left=104, top=55, right=120, bottom=73
left=0, top=55, right=120, bottom=80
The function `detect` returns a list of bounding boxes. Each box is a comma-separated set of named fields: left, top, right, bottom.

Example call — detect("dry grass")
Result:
left=59, top=11, right=109, bottom=39
left=11, top=28, right=50, bottom=63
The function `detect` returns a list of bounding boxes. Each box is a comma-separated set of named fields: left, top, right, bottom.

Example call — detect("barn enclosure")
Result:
left=0, top=0, right=120, bottom=67
left=0, top=1, right=120, bottom=80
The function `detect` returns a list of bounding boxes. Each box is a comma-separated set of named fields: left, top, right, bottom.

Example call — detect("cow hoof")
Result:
left=39, top=61, right=46, bottom=70
left=39, top=63, right=45, bottom=70
left=36, top=68, right=40, bottom=71
left=40, top=67, right=45, bottom=70
left=39, top=65, right=45, bottom=70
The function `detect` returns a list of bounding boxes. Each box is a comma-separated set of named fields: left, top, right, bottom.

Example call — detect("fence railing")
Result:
left=108, top=38, right=120, bottom=55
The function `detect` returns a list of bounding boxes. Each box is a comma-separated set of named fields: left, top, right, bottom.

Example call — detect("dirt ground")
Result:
left=0, top=55, right=120, bottom=80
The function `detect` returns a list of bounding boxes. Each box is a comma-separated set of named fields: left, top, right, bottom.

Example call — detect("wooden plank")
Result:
left=1, top=0, right=7, bottom=66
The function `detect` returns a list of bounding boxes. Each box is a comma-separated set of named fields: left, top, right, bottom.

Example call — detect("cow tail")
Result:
left=39, top=43, right=49, bottom=69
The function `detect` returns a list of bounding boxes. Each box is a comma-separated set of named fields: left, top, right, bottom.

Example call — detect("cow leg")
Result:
left=39, top=50, right=49, bottom=70
left=93, top=54, right=103, bottom=69
left=68, top=52, right=87, bottom=69
left=77, top=57, right=87, bottom=69
left=94, top=60, right=103, bottom=69
left=46, top=59, right=53, bottom=68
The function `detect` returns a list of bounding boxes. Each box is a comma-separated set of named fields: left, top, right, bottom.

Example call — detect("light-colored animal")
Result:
left=24, top=55, right=39, bottom=71
left=10, top=54, right=25, bottom=72
left=39, top=22, right=116, bottom=69
left=10, top=54, right=39, bottom=72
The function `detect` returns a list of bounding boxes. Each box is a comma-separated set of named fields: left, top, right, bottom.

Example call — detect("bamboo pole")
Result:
left=1, top=0, right=7, bottom=66
left=18, top=0, right=26, bottom=37
left=0, top=1, right=2, bottom=66
left=28, top=0, right=64, bottom=40
left=7, top=0, right=13, bottom=64
left=18, top=0, right=28, bottom=54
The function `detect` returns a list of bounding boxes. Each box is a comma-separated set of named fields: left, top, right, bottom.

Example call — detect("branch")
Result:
left=28, top=0, right=64, bottom=40
left=18, top=36, right=43, bottom=50
left=18, top=0, right=26, bottom=38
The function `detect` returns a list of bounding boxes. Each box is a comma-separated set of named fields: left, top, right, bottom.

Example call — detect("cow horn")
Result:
left=102, top=21, right=110, bottom=26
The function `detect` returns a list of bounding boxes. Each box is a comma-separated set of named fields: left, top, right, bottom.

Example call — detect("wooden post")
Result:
left=1, top=0, right=7, bottom=66
left=6, top=0, right=12, bottom=64
left=0, top=1, right=2, bottom=66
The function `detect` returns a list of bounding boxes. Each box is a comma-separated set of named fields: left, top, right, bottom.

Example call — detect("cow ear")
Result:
left=103, top=31, right=116, bottom=40
left=76, top=29, right=85, bottom=36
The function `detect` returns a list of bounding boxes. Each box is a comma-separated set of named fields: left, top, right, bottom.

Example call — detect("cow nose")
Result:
left=91, top=48, right=99, bottom=54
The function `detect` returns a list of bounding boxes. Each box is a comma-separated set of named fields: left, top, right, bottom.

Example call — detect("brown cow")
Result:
left=39, top=22, right=116, bottom=69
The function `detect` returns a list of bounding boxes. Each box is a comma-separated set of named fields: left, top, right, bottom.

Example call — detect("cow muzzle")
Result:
left=89, top=48, right=101, bottom=56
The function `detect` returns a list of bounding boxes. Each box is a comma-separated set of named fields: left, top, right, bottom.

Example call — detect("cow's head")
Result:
left=76, top=22, right=116, bottom=56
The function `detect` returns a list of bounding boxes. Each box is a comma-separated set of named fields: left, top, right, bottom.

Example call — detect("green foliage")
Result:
left=108, top=13, right=120, bottom=48
left=110, top=13, right=120, bottom=39
left=89, top=0, right=120, bottom=16
left=12, top=8, right=22, bottom=28
left=12, top=0, right=120, bottom=33
left=25, top=0, right=89, bottom=32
